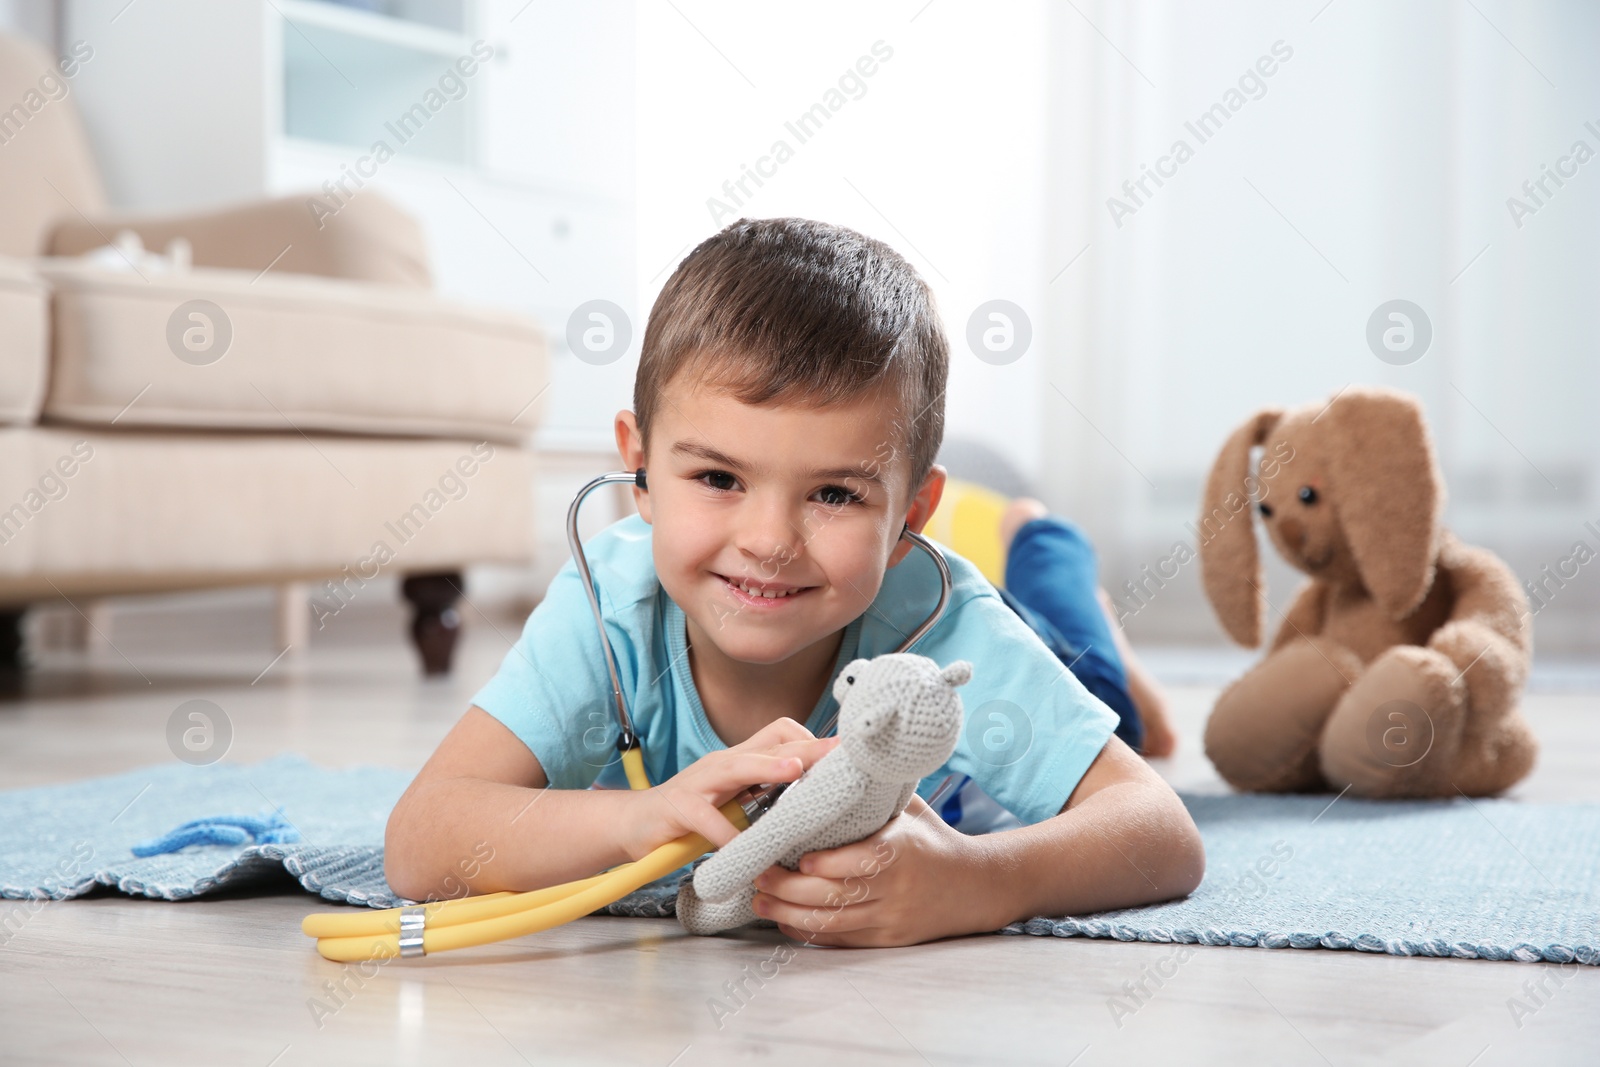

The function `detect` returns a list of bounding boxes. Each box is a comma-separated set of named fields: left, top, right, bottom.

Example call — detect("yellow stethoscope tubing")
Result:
left=302, top=751, right=665, bottom=949
left=305, top=799, right=750, bottom=962
left=620, top=740, right=651, bottom=791
left=301, top=881, right=594, bottom=939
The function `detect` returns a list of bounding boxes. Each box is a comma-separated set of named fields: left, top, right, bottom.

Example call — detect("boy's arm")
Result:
left=750, top=736, right=1204, bottom=947
left=384, top=706, right=631, bottom=901
left=384, top=706, right=838, bottom=902
left=975, top=735, right=1205, bottom=921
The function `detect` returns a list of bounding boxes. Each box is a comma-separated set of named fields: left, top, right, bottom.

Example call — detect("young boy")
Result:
left=385, top=218, right=1204, bottom=947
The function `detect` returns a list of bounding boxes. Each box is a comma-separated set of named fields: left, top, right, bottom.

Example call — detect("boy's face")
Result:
left=614, top=373, right=945, bottom=667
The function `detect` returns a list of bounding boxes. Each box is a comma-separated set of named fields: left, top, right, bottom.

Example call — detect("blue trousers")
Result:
left=997, top=516, right=1142, bottom=752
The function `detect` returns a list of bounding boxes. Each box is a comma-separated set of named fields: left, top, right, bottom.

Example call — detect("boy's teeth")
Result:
left=734, top=578, right=793, bottom=598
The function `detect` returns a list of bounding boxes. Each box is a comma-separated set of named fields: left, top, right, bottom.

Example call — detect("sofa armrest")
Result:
left=44, top=190, right=432, bottom=289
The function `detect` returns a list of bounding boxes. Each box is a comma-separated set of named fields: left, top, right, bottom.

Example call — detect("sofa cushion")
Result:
left=46, top=191, right=433, bottom=290
left=0, top=426, right=535, bottom=603
left=35, top=261, right=548, bottom=444
left=0, top=255, right=48, bottom=426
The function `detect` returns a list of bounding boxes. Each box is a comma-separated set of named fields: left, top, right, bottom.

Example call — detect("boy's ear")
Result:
left=888, top=463, right=946, bottom=568
left=613, top=409, right=652, bottom=523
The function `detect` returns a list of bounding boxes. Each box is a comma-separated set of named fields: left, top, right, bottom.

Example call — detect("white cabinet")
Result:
left=477, top=0, right=635, bottom=205
left=277, top=0, right=481, bottom=168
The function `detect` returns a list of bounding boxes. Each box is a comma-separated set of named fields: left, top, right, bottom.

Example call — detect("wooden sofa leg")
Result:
left=0, top=609, right=24, bottom=669
left=401, top=573, right=462, bottom=676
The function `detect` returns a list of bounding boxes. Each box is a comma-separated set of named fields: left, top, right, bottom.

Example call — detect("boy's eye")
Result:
left=695, top=470, right=739, bottom=492
left=815, top=485, right=863, bottom=508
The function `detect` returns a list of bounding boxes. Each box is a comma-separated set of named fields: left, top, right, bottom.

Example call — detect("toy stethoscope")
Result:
left=302, top=469, right=954, bottom=961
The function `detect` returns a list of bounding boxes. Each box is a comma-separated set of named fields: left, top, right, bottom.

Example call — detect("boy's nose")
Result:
left=736, top=497, right=804, bottom=567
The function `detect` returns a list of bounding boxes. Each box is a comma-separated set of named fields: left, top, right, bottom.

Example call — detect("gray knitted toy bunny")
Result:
left=676, top=653, right=972, bottom=936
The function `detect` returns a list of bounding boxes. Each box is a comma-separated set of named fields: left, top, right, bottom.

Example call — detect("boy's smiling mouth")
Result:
left=713, top=571, right=814, bottom=606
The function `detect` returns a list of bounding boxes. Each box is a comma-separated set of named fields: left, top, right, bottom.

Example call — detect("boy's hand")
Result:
left=749, top=793, right=996, bottom=947
left=620, top=718, right=839, bottom=861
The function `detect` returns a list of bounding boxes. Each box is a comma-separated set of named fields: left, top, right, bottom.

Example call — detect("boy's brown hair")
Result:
left=634, top=217, right=949, bottom=498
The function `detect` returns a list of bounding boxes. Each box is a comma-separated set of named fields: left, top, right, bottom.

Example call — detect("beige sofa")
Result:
left=0, top=32, right=546, bottom=673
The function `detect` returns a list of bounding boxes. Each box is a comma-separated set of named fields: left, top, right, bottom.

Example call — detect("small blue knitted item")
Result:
left=130, top=809, right=300, bottom=857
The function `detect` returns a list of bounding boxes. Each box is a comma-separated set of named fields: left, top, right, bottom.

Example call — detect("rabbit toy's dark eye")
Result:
left=845, top=675, right=855, bottom=685
left=1257, top=502, right=1274, bottom=518
left=1298, top=486, right=1318, bottom=505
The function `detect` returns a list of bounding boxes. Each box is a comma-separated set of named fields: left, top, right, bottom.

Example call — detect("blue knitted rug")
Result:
left=3, top=754, right=1597, bottom=965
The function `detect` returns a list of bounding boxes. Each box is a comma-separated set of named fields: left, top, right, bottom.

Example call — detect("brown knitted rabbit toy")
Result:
left=1197, top=385, right=1537, bottom=798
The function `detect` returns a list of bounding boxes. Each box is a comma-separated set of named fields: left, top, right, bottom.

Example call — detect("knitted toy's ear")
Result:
left=832, top=658, right=872, bottom=704
left=940, top=661, right=972, bottom=688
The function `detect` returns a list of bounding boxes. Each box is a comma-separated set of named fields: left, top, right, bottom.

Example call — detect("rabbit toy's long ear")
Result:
left=1320, top=387, right=1442, bottom=619
left=1198, top=408, right=1283, bottom=648
left=940, top=661, right=972, bottom=687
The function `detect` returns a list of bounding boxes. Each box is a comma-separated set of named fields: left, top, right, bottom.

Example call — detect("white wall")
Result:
left=635, top=0, right=1052, bottom=485
left=0, top=0, right=54, bottom=44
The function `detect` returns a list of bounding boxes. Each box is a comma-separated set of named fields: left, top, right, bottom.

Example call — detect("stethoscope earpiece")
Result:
left=635, top=467, right=647, bottom=491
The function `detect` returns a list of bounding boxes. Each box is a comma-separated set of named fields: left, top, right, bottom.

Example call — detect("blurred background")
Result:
left=0, top=0, right=1594, bottom=671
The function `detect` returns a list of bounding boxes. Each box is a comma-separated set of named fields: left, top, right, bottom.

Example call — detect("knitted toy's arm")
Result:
left=693, top=763, right=866, bottom=903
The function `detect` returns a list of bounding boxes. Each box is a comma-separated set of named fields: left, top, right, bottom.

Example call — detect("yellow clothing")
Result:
left=925, top=477, right=1010, bottom=588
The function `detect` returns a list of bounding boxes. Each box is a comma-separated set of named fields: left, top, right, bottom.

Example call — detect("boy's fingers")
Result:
left=737, top=718, right=814, bottom=749
left=754, top=866, right=865, bottom=908
left=755, top=891, right=875, bottom=935
left=699, top=742, right=836, bottom=804
left=683, top=796, right=742, bottom=849
left=771, top=736, right=841, bottom=767
left=653, top=785, right=743, bottom=849
left=797, top=840, right=892, bottom=881
left=720, top=752, right=806, bottom=787
left=695, top=753, right=806, bottom=810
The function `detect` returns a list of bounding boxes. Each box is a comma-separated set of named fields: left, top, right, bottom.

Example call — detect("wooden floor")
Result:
left=2, top=597, right=1598, bottom=1066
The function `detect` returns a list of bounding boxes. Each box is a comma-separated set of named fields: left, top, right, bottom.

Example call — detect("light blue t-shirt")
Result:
left=471, top=513, right=1118, bottom=829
